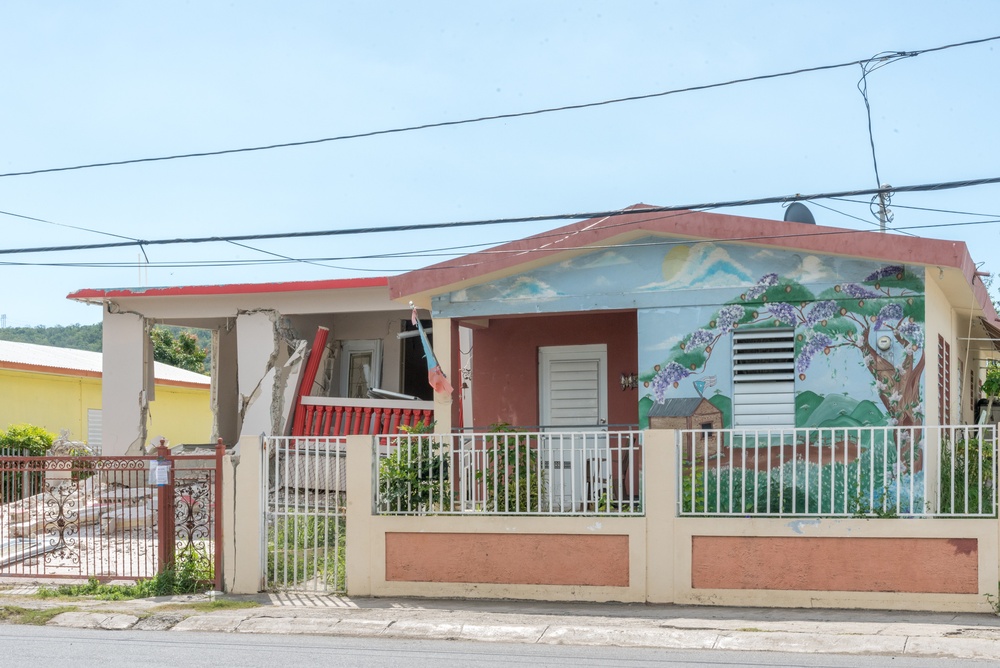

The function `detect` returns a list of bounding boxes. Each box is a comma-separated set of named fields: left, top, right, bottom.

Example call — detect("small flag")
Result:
left=411, top=303, right=453, bottom=395
left=694, top=375, right=717, bottom=397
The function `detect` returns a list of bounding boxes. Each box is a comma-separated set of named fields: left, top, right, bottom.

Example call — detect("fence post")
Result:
left=156, top=439, right=176, bottom=572
left=345, top=434, right=374, bottom=596
left=644, top=428, right=677, bottom=603
left=223, top=434, right=263, bottom=594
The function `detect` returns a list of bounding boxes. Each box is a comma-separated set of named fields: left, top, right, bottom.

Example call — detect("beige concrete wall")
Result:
left=232, top=426, right=998, bottom=613
left=924, top=268, right=952, bottom=426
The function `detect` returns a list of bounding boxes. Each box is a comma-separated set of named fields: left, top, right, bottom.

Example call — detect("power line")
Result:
left=2, top=35, right=998, bottom=180
left=0, top=208, right=139, bottom=242
left=829, top=197, right=1000, bottom=219
left=5, top=215, right=1000, bottom=272
left=1, top=175, right=999, bottom=260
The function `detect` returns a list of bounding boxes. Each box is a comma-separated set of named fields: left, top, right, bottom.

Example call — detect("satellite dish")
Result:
left=783, top=202, right=816, bottom=225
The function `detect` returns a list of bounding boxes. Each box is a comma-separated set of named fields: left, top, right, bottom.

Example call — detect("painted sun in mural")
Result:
left=661, top=245, right=691, bottom=281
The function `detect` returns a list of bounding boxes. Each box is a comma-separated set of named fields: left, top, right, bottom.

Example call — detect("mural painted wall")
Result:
left=433, top=238, right=925, bottom=432
left=636, top=246, right=924, bottom=431
left=432, top=236, right=928, bottom=514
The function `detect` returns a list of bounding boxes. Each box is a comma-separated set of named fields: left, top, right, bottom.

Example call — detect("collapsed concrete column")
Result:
left=101, top=310, right=149, bottom=456
left=236, top=311, right=279, bottom=439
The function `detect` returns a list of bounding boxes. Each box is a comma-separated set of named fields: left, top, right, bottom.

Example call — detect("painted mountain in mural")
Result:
left=795, top=390, right=887, bottom=429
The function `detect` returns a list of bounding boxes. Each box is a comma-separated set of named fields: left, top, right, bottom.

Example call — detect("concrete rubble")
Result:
left=1, top=587, right=1000, bottom=661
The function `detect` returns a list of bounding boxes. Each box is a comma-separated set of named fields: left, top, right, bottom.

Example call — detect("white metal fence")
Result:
left=375, top=430, right=643, bottom=515
left=677, top=425, right=997, bottom=518
left=262, top=436, right=346, bottom=592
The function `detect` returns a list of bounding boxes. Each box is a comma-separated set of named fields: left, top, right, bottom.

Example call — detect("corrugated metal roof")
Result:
left=0, top=340, right=210, bottom=386
left=647, top=397, right=708, bottom=418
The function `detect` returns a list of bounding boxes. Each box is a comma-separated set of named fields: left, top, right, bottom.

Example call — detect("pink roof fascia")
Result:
left=68, top=276, right=389, bottom=302
left=388, top=205, right=999, bottom=323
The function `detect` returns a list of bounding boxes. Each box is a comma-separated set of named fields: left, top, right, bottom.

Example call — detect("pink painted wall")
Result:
left=470, top=312, right=638, bottom=427
left=385, top=532, right=630, bottom=586
left=691, top=536, right=978, bottom=594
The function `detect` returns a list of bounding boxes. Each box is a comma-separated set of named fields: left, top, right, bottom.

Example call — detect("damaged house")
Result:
left=68, top=277, right=436, bottom=456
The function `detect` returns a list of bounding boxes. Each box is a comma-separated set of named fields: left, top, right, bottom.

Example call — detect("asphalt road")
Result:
left=1, top=626, right=994, bottom=668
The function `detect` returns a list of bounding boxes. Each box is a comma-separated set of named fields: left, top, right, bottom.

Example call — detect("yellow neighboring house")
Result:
left=0, top=340, right=211, bottom=452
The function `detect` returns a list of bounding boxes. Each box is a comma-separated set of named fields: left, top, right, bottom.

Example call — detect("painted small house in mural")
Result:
left=389, top=204, right=1000, bottom=511
left=648, top=397, right=723, bottom=431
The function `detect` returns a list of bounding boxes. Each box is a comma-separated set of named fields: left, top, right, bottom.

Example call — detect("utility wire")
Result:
left=5, top=216, right=1000, bottom=271
left=1, top=175, right=999, bottom=259
left=2, top=35, right=998, bottom=180
left=806, top=199, right=918, bottom=236
left=0, top=208, right=139, bottom=242
left=830, top=197, right=1000, bottom=219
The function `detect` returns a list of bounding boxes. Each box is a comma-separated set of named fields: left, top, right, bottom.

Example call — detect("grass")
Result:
left=155, top=599, right=260, bottom=613
left=0, top=605, right=78, bottom=625
left=36, top=546, right=215, bottom=601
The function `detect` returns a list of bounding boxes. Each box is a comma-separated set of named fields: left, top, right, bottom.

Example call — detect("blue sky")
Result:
left=1, top=1, right=998, bottom=326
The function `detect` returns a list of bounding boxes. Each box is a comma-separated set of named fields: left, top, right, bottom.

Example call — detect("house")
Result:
left=68, top=277, right=435, bottom=456
left=648, top=397, right=724, bottom=431
left=388, top=204, right=1000, bottom=434
left=0, top=339, right=211, bottom=452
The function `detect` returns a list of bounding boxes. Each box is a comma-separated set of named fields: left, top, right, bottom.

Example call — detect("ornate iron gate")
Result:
left=0, top=442, right=223, bottom=587
left=263, top=436, right=346, bottom=593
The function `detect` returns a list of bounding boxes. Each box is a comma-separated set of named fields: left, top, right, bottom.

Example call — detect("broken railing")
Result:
left=293, top=397, right=434, bottom=438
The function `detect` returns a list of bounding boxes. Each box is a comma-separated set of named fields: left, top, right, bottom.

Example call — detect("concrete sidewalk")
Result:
left=5, top=588, right=1000, bottom=661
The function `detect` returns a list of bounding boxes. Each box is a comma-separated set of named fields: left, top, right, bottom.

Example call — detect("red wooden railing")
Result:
left=291, top=397, right=434, bottom=437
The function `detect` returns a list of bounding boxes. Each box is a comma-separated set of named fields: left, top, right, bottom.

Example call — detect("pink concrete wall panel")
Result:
left=471, top=312, right=638, bottom=427
left=385, top=532, right=630, bottom=586
left=691, top=536, right=978, bottom=594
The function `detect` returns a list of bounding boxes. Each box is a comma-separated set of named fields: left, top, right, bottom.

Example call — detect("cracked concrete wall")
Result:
left=234, top=310, right=305, bottom=439
left=102, top=311, right=149, bottom=456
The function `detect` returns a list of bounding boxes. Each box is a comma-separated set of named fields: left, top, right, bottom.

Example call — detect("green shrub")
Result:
left=0, top=424, right=55, bottom=455
left=378, top=422, right=451, bottom=512
left=940, top=436, right=996, bottom=516
left=477, top=424, right=546, bottom=513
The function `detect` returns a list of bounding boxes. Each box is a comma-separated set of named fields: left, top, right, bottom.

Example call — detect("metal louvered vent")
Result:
left=732, top=328, right=795, bottom=428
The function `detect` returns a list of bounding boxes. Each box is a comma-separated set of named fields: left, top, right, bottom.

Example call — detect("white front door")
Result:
left=538, top=345, right=608, bottom=510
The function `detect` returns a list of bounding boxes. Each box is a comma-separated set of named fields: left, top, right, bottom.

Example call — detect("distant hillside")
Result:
left=0, top=324, right=213, bottom=366
left=0, top=323, right=102, bottom=352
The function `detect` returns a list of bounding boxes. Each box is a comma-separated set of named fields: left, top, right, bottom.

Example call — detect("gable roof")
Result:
left=0, top=340, right=210, bottom=388
left=647, top=397, right=718, bottom=418
left=388, top=205, right=998, bottom=325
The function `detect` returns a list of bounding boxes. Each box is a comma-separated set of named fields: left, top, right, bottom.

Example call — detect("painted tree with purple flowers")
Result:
left=645, top=265, right=925, bottom=426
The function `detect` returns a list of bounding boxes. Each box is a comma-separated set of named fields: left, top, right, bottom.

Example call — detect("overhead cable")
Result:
left=1, top=35, right=998, bottom=179
left=1, top=175, right=1000, bottom=258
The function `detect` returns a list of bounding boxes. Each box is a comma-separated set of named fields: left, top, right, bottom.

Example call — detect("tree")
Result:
left=647, top=265, right=924, bottom=427
left=151, top=328, right=208, bottom=374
